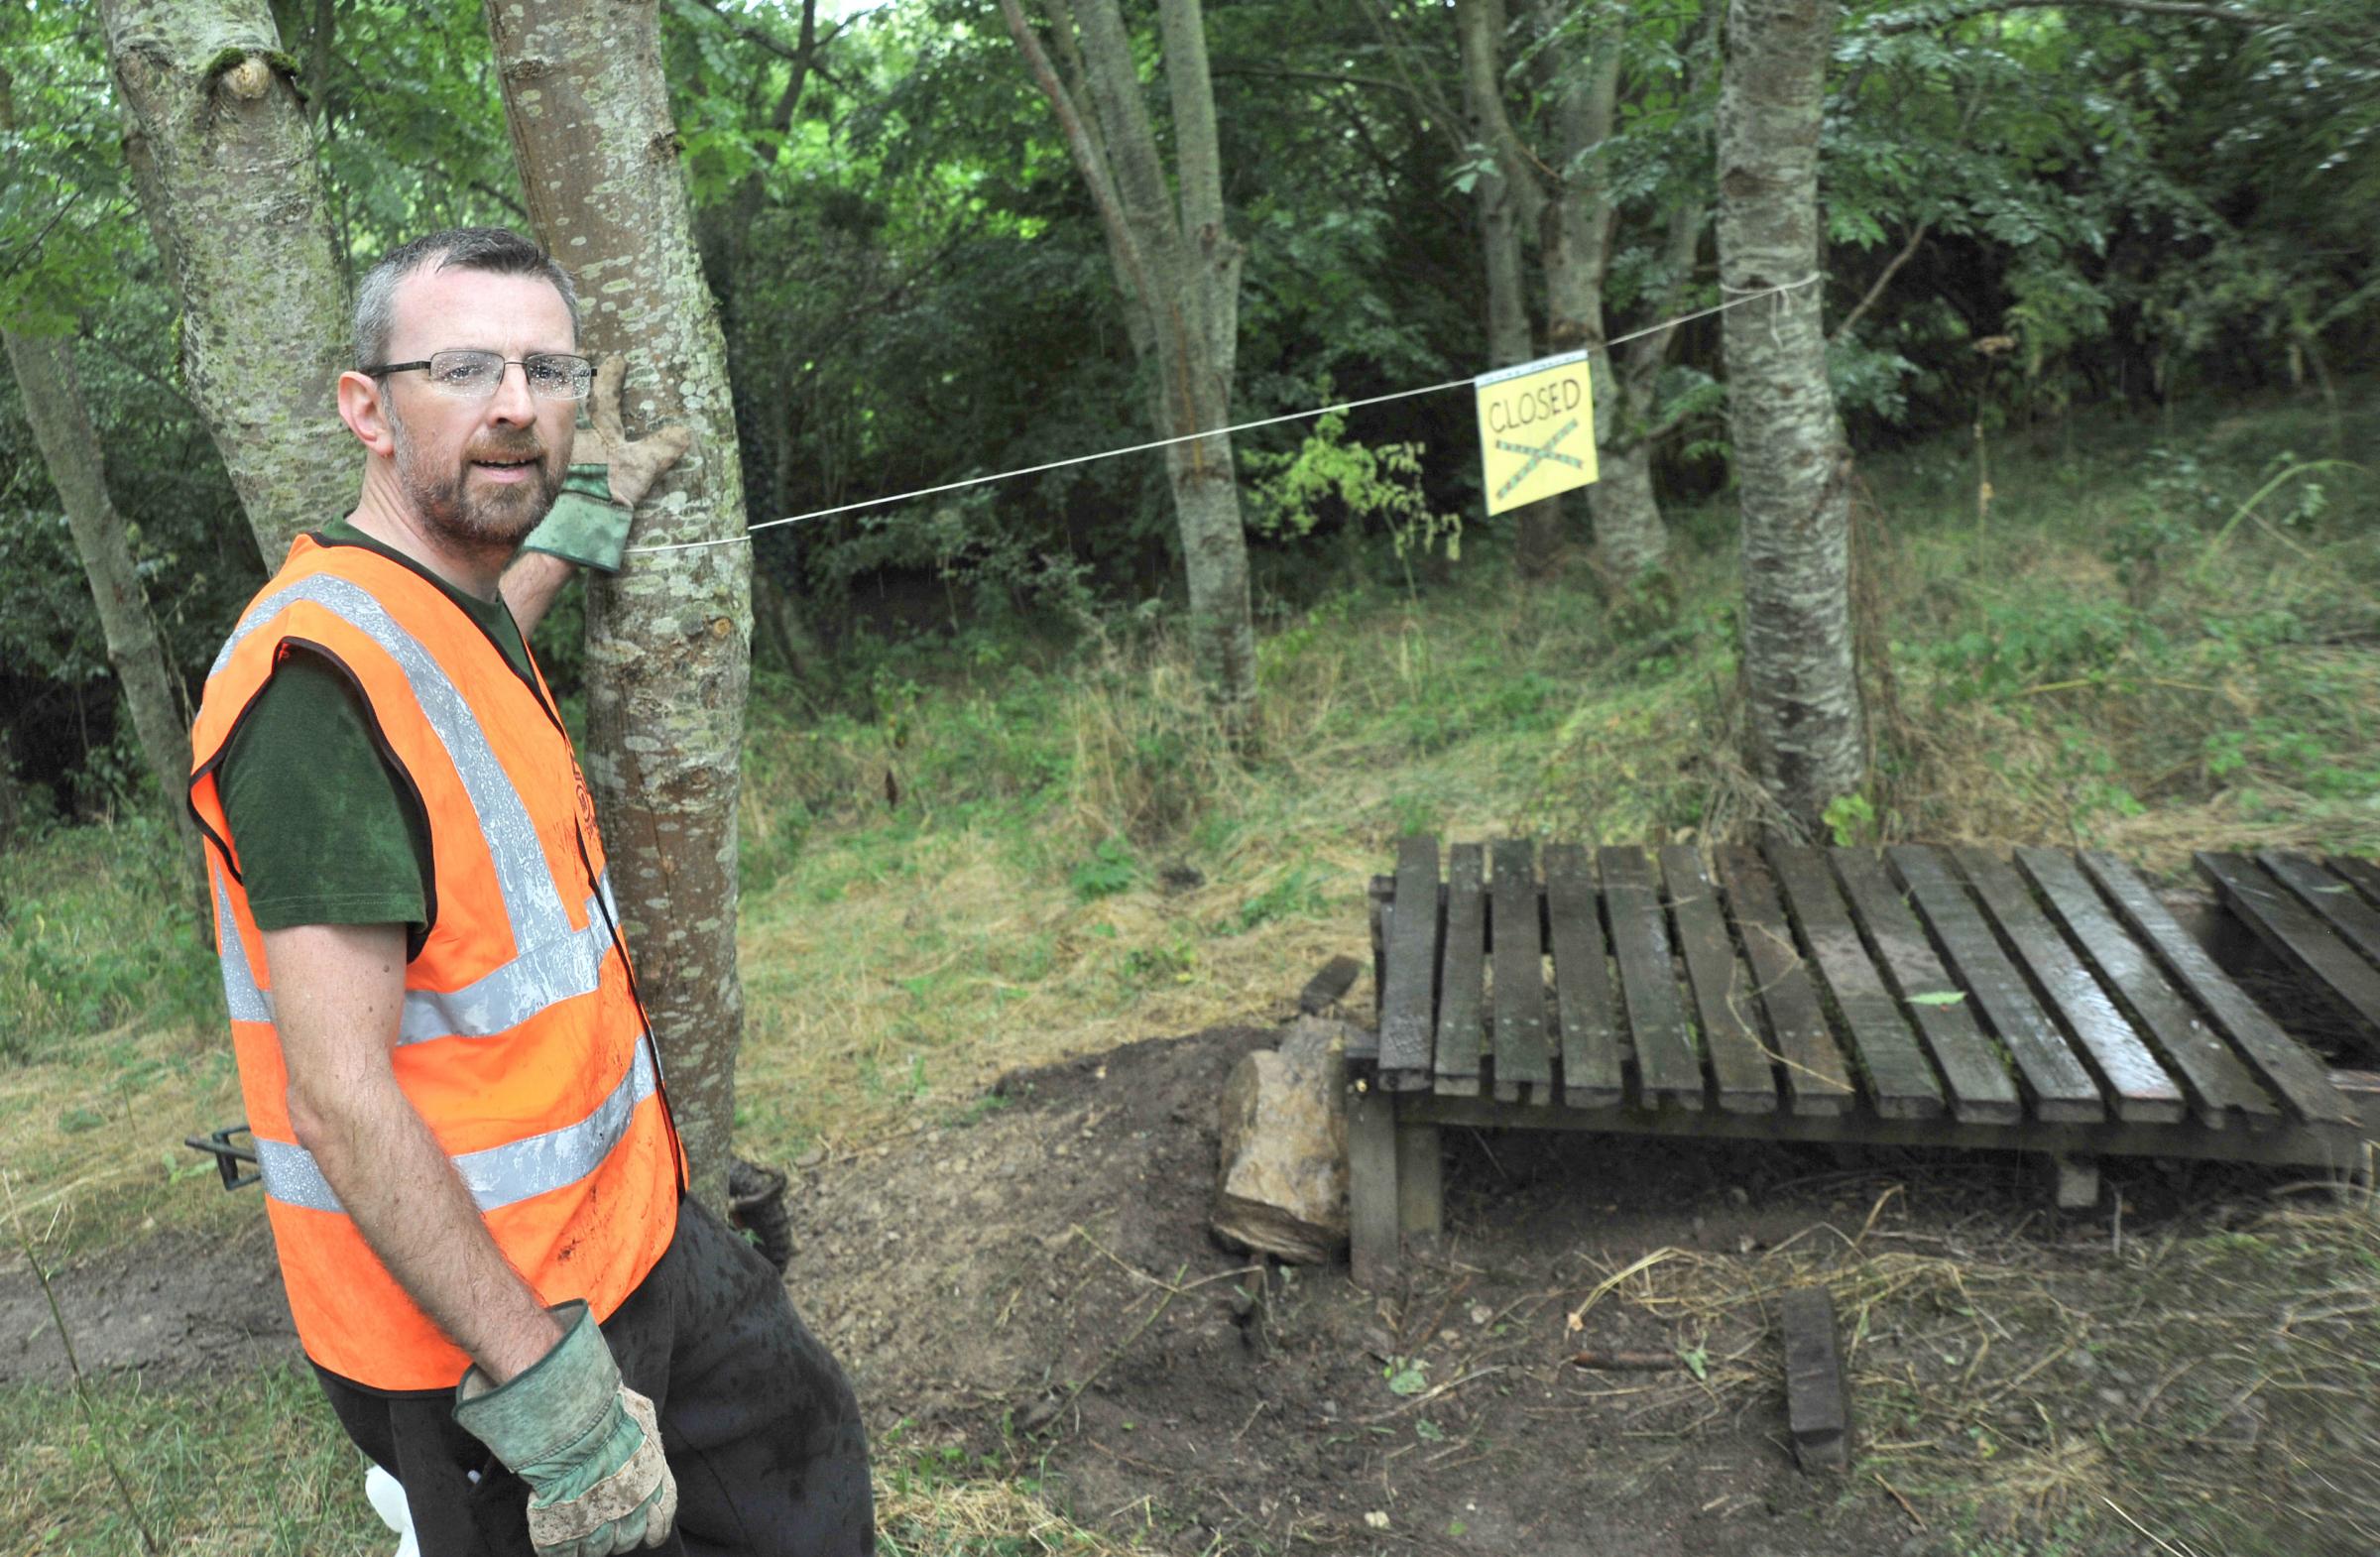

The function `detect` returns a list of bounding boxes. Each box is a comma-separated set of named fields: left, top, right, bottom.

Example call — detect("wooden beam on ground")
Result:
left=1779, top=1286, right=1848, bottom=1472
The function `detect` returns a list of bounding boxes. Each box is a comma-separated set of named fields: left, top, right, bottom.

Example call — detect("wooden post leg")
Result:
left=2048, top=1152, right=2100, bottom=1212
left=1347, top=1082, right=1399, bottom=1291
left=1396, top=1123, right=1443, bottom=1239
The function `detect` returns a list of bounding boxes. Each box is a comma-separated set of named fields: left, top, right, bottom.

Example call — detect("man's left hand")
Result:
left=576, top=357, right=693, bottom=510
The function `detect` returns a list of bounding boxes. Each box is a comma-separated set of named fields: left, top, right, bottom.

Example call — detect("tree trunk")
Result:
left=1457, top=0, right=1564, bottom=575
left=1002, top=0, right=1255, bottom=724
left=1717, top=0, right=1864, bottom=834
left=2, top=328, right=208, bottom=909
left=485, top=0, right=754, bottom=1215
left=1533, top=7, right=1676, bottom=586
left=96, top=0, right=354, bottom=565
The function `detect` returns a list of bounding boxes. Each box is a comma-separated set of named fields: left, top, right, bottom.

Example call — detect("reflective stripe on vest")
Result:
left=211, top=862, right=624, bottom=1049
left=252, top=1039, right=659, bottom=1215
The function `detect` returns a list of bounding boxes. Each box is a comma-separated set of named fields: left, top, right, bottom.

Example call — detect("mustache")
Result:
left=465, top=435, right=549, bottom=462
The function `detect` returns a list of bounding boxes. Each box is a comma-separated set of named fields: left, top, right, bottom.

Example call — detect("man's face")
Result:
left=377, top=265, right=578, bottom=550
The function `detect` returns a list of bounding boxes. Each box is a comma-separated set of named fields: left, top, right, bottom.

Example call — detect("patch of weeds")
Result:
left=1217, top=865, right=1330, bottom=935
left=1068, top=838, right=1138, bottom=902
left=1120, top=936, right=1197, bottom=990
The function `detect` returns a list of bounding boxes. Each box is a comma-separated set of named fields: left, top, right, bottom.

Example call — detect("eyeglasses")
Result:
left=364, top=350, right=595, bottom=402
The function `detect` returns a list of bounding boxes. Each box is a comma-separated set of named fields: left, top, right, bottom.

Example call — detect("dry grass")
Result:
left=1554, top=1183, right=2380, bottom=1552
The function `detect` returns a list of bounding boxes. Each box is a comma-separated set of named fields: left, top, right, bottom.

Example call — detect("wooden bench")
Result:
left=1346, top=838, right=2380, bottom=1288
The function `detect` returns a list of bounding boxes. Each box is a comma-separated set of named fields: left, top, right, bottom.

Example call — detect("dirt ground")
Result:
left=6, top=1013, right=2368, bottom=1557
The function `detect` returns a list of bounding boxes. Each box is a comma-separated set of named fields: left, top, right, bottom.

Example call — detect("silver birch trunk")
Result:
left=97, top=0, right=353, bottom=564
left=1003, top=0, right=1255, bottom=723
left=485, top=0, right=753, bottom=1214
left=2, top=328, right=208, bottom=910
left=1457, top=0, right=1564, bottom=575
left=1717, top=0, right=1864, bottom=833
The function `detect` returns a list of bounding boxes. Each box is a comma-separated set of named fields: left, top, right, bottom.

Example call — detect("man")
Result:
left=187, top=228, right=873, bottom=1556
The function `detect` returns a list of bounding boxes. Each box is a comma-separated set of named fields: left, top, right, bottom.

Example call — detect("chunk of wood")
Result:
left=1779, top=1286, right=1849, bottom=1473
left=1298, top=954, right=1365, bottom=1015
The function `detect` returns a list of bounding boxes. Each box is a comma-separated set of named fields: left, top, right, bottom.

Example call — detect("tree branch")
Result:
left=1828, top=80, right=1986, bottom=343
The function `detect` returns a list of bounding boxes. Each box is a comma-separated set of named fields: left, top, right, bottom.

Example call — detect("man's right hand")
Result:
left=455, top=1301, right=677, bottom=1556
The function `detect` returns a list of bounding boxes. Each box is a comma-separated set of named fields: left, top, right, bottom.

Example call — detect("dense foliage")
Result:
left=3, top=0, right=2376, bottom=817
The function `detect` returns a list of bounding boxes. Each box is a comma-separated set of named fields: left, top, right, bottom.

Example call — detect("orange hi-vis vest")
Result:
left=188, top=533, right=682, bottom=1392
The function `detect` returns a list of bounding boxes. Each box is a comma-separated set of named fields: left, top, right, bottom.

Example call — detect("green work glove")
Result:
left=454, top=1301, right=676, bottom=1557
left=521, top=468, right=635, bottom=574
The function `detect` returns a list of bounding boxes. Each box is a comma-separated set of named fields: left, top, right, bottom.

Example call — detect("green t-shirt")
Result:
left=216, top=519, right=536, bottom=940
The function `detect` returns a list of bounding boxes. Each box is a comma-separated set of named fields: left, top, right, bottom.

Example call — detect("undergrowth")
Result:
left=1, top=383, right=2376, bottom=1549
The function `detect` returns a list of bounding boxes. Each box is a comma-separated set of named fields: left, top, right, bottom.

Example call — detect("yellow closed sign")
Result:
left=1475, top=350, right=1598, bottom=516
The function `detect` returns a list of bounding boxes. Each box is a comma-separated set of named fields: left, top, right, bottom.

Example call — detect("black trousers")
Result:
left=319, top=1194, right=875, bottom=1556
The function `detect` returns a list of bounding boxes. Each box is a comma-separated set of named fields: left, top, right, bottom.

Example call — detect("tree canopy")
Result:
left=5, top=0, right=2375, bottom=815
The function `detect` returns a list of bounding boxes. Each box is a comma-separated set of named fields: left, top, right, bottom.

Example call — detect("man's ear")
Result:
left=337, top=370, right=397, bottom=456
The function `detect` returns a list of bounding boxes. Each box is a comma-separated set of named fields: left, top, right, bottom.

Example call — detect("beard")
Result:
left=388, top=410, right=566, bottom=551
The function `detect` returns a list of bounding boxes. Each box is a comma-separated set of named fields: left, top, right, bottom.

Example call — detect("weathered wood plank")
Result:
left=1661, top=847, right=1778, bottom=1115
left=1715, top=847, right=1853, bottom=1115
left=2085, top=854, right=2354, bottom=1125
left=1346, top=1081, right=1400, bottom=1291
left=2263, top=851, right=2380, bottom=974
left=1433, top=845, right=1486, bottom=1098
left=2325, top=855, right=2380, bottom=915
left=1600, top=846, right=1705, bottom=1109
left=1490, top=839, right=1552, bottom=1104
left=1779, top=1287, right=1848, bottom=1472
left=1953, top=848, right=2185, bottom=1124
left=2200, top=851, right=2380, bottom=1054
left=2018, top=847, right=2275, bottom=1127
left=1765, top=845, right=1944, bottom=1120
left=1888, top=846, right=2103, bottom=1124
left=1543, top=844, right=1623, bottom=1107
left=1400, top=1088, right=2361, bottom=1169
left=1377, top=836, right=1441, bottom=1090
left=1832, top=848, right=2021, bottom=1124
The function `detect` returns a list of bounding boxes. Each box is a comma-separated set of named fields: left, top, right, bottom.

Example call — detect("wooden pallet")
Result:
left=1348, top=838, right=2380, bottom=1289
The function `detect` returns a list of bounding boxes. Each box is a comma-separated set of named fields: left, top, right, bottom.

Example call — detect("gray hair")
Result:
left=352, top=227, right=580, bottom=368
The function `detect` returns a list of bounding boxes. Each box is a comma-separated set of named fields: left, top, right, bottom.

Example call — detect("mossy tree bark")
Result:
left=1000, top=0, right=1256, bottom=728
left=96, top=0, right=353, bottom=565
left=485, top=0, right=754, bottom=1215
left=2, top=328, right=208, bottom=912
left=1717, top=0, right=1866, bottom=833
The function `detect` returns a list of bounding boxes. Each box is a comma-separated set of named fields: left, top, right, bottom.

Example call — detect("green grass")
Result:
left=4, top=380, right=2379, bottom=1551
